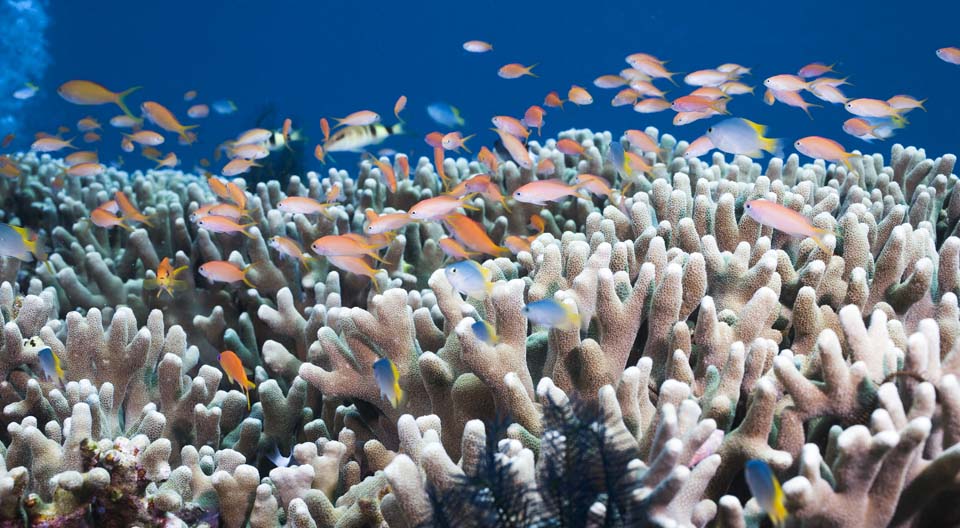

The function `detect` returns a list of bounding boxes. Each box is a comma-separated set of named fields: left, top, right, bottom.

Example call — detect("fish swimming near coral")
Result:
left=143, top=257, right=189, bottom=298
left=744, top=199, right=831, bottom=254
left=373, top=357, right=403, bottom=408
left=444, top=259, right=493, bottom=299
left=323, top=123, right=404, bottom=153
left=218, top=350, right=256, bottom=410
left=522, top=298, right=581, bottom=331
left=744, top=459, right=788, bottom=528
left=24, top=336, right=65, bottom=384
left=471, top=319, right=499, bottom=346
left=0, top=223, right=51, bottom=271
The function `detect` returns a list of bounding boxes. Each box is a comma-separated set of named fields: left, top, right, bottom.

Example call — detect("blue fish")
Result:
left=444, top=260, right=493, bottom=299
left=33, top=340, right=64, bottom=384
left=427, top=102, right=464, bottom=128
left=521, top=298, right=581, bottom=331
left=744, top=459, right=787, bottom=528
left=373, top=357, right=403, bottom=408
left=212, top=99, right=237, bottom=115
left=471, top=319, right=499, bottom=345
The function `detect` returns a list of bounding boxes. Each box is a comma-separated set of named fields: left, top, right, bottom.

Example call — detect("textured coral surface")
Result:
left=1, top=131, right=959, bottom=527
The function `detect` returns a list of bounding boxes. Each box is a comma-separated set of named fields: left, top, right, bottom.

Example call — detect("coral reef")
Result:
left=1, top=129, right=959, bottom=527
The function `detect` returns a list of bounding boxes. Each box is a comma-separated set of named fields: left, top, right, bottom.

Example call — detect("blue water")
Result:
left=8, top=0, right=960, bottom=168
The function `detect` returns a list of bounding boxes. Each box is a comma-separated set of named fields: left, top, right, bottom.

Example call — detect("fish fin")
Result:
left=390, top=122, right=405, bottom=135
left=802, top=102, right=822, bottom=120
left=743, top=119, right=768, bottom=137
left=244, top=387, right=251, bottom=410
left=115, top=86, right=143, bottom=119
left=761, top=137, right=781, bottom=155
left=525, top=64, right=539, bottom=77
left=240, top=222, right=257, bottom=239
left=241, top=262, right=260, bottom=289
left=118, top=221, right=134, bottom=232
left=245, top=378, right=257, bottom=390
left=460, top=134, right=476, bottom=153
left=809, top=228, right=832, bottom=255
left=179, top=125, right=200, bottom=143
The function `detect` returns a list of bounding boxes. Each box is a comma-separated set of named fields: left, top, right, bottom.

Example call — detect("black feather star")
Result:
left=423, top=393, right=645, bottom=528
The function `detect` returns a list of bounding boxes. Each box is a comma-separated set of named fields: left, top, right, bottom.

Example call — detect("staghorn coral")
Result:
left=0, top=132, right=958, bottom=527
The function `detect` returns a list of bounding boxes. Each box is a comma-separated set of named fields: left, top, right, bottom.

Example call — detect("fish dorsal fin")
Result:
left=364, top=209, right=378, bottom=223
left=743, top=119, right=767, bottom=137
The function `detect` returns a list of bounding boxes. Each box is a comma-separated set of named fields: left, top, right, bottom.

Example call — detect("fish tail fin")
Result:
left=461, top=134, right=476, bottom=153
left=712, top=99, right=730, bottom=115
left=245, top=378, right=257, bottom=390
left=240, top=222, right=257, bottom=239
left=115, top=86, right=143, bottom=119
left=918, top=98, right=928, bottom=111
left=118, top=221, right=134, bottom=233
left=241, top=262, right=259, bottom=288
left=499, top=196, right=512, bottom=213
left=761, top=137, right=781, bottom=155
left=390, top=122, right=405, bottom=136
left=179, top=125, right=200, bottom=144
left=368, top=252, right=392, bottom=265
left=810, top=227, right=832, bottom=254
left=526, top=64, right=539, bottom=77
left=666, top=72, right=680, bottom=86
left=244, top=387, right=251, bottom=410
left=802, top=103, right=820, bottom=120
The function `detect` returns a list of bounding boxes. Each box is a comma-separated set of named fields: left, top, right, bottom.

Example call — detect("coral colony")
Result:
left=2, top=47, right=960, bottom=527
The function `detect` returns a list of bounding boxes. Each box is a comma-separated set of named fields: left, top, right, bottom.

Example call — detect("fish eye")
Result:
left=707, top=127, right=713, bottom=133
left=451, top=268, right=457, bottom=273
left=745, top=203, right=751, bottom=209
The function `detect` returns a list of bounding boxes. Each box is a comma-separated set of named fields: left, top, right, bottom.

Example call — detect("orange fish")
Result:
left=226, top=182, right=247, bottom=209
left=222, top=158, right=260, bottom=176
left=576, top=174, right=613, bottom=198
left=396, top=153, right=410, bottom=180
left=144, top=257, right=189, bottom=298
left=535, top=158, right=556, bottom=176
left=0, top=156, right=21, bottom=178
left=277, top=196, right=332, bottom=216
left=568, top=85, right=593, bottom=105
left=115, top=191, right=154, bottom=227
left=492, top=116, right=530, bottom=140
left=394, top=95, right=407, bottom=120
left=555, top=138, right=585, bottom=155
left=314, top=144, right=326, bottom=164
left=76, top=117, right=101, bottom=131
left=1, top=133, right=13, bottom=148
left=184, top=90, right=198, bottom=101
left=441, top=131, right=475, bottom=153
left=124, top=130, right=165, bottom=146
left=490, top=128, right=532, bottom=169
left=65, top=151, right=99, bottom=166
left=530, top=214, right=546, bottom=234
left=327, top=255, right=384, bottom=291
left=187, top=104, right=209, bottom=119
left=365, top=153, right=398, bottom=192
left=625, top=129, right=660, bottom=154
left=110, top=114, right=141, bottom=128
left=207, top=175, right=232, bottom=201
left=794, top=136, right=859, bottom=170
left=463, top=40, right=493, bottom=53
left=334, top=110, right=380, bottom=127
left=82, top=131, right=101, bottom=143
left=593, top=75, right=628, bottom=88
left=522, top=106, right=545, bottom=136
left=498, top=63, right=538, bottom=79
left=633, top=98, right=672, bottom=113
left=120, top=136, right=134, bottom=152
left=142, top=101, right=198, bottom=143
left=442, top=213, right=510, bottom=257
left=269, top=236, right=314, bottom=269
left=66, top=162, right=105, bottom=177
left=196, top=215, right=256, bottom=239
left=365, top=210, right=413, bottom=235
left=91, top=207, right=133, bottom=231
left=311, top=235, right=389, bottom=262
left=434, top=146, right=449, bottom=187
left=281, top=118, right=294, bottom=151
left=409, top=195, right=477, bottom=221
left=798, top=62, right=836, bottom=78
left=31, top=137, right=76, bottom=152
left=477, top=146, right=500, bottom=174
left=218, top=350, right=256, bottom=410
left=770, top=89, right=821, bottom=119
left=320, top=118, right=331, bottom=142
left=512, top=179, right=584, bottom=205
left=425, top=131, right=444, bottom=148
left=326, top=181, right=343, bottom=203
left=199, top=261, right=258, bottom=288
left=438, top=237, right=479, bottom=260
left=57, top=80, right=142, bottom=118
left=503, top=235, right=532, bottom=254
left=744, top=200, right=831, bottom=253
left=543, top=91, right=565, bottom=109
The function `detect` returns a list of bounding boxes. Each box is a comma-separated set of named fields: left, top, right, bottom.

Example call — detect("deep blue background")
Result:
left=13, top=0, right=960, bottom=173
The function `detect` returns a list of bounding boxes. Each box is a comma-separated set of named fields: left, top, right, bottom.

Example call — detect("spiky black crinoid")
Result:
left=422, top=393, right=646, bottom=528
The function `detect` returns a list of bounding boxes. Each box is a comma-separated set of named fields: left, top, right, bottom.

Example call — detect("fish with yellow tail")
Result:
left=745, top=459, right=788, bottom=528
left=24, top=336, right=65, bottom=384
left=793, top=136, right=859, bottom=171
left=199, top=260, right=259, bottom=288
left=444, top=260, right=494, bottom=299
left=143, top=257, right=190, bottom=298
left=218, top=350, right=256, bottom=410
left=373, top=357, right=403, bottom=408
left=522, top=298, right=580, bottom=331
left=705, top=118, right=781, bottom=159
left=0, top=223, right=50, bottom=268
left=744, top=199, right=832, bottom=254
left=57, top=80, right=142, bottom=119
